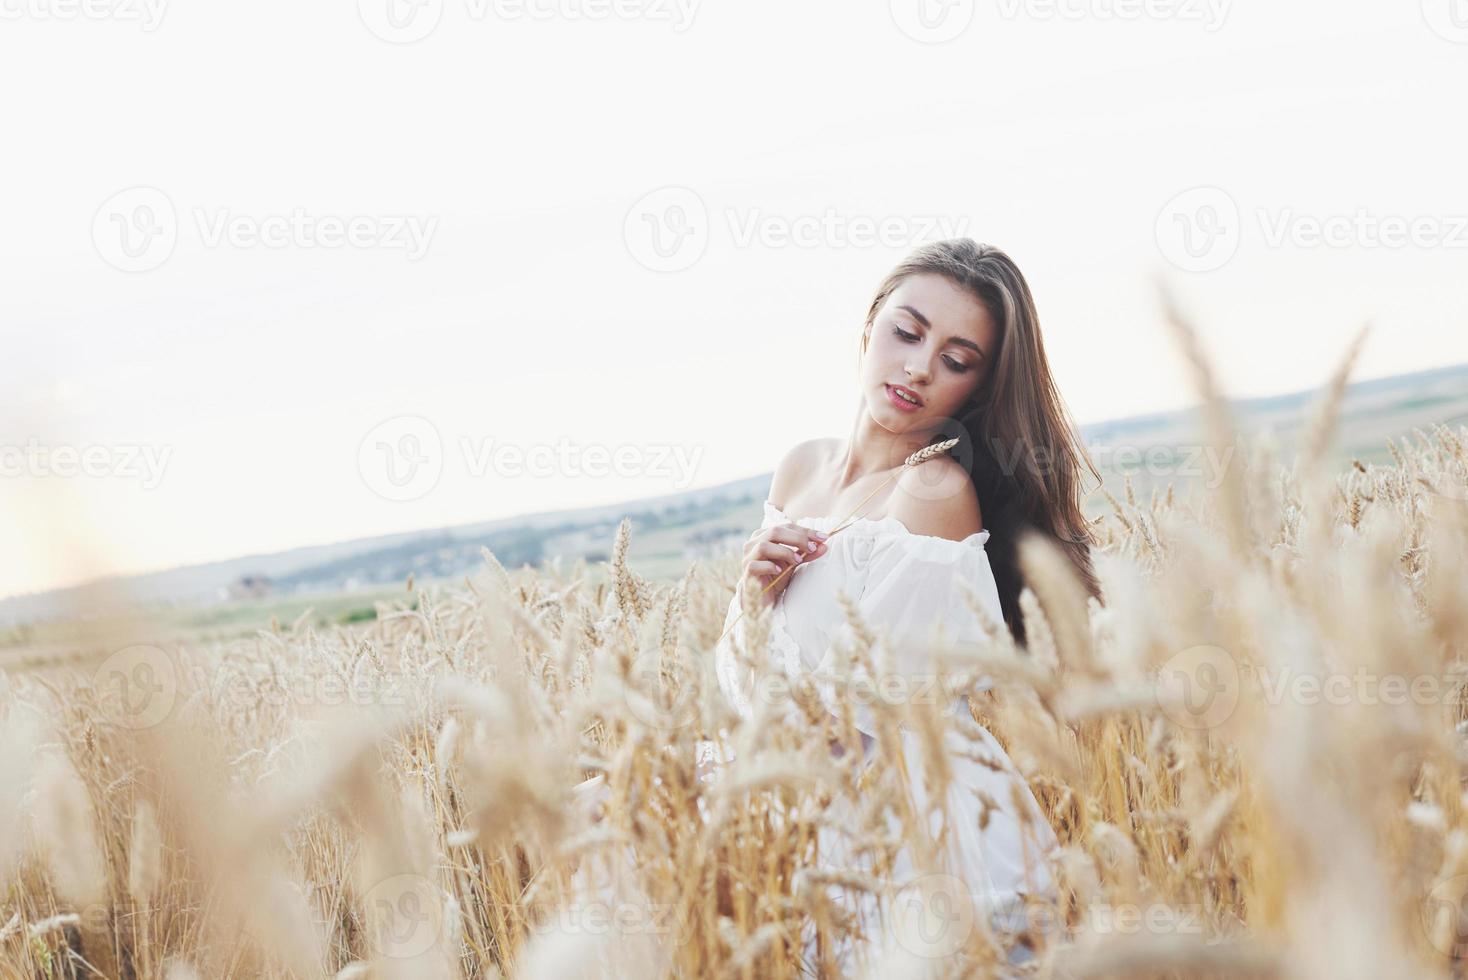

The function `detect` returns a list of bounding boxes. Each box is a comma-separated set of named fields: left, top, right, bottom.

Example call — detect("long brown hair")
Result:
left=863, top=238, right=1103, bottom=645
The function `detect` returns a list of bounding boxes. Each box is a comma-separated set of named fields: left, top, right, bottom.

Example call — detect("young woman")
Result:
left=728, top=238, right=1100, bottom=646
left=712, top=238, right=1103, bottom=962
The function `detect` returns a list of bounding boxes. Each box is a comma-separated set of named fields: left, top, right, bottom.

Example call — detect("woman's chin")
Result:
left=870, top=409, right=926, bottom=437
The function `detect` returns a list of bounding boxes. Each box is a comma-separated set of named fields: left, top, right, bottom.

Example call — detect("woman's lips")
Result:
left=885, top=384, right=922, bottom=412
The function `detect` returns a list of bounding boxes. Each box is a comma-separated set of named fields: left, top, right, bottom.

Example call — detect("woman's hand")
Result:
left=740, top=523, right=827, bottom=607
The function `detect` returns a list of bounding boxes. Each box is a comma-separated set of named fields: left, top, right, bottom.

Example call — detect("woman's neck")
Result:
left=838, top=410, right=935, bottom=490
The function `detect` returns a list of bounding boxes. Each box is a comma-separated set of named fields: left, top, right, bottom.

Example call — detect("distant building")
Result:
left=226, top=574, right=273, bottom=601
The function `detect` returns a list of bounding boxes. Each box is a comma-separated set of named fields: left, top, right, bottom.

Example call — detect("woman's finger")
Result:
left=746, top=524, right=825, bottom=555
left=771, top=524, right=828, bottom=551
left=746, top=559, right=784, bottom=579
left=752, top=541, right=805, bottom=570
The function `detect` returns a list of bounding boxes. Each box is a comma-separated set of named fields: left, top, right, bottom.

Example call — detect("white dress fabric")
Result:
left=716, top=501, right=1006, bottom=730
left=566, top=501, right=1062, bottom=974
left=710, top=501, right=1061, bottom=961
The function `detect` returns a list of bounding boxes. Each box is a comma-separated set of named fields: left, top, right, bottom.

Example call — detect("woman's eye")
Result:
left=893, top=325, right=969, bottom=372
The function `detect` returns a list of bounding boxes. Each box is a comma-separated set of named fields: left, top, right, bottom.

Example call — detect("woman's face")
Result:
left=861, top=272, right=998, bottom=435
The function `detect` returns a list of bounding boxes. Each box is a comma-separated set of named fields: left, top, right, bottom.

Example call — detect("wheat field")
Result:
left=5, top=335, right=1468, bottom=978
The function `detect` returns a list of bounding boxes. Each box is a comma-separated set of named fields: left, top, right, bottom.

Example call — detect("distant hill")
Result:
left=1079, top=359, right=1468, bottom=504
left=0, top=475, right=769, bottom=628
left=4, top=361, right=1465, bottom=629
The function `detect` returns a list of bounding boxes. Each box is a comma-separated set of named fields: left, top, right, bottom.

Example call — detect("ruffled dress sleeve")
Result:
left=817, top=528, right=1004, bottom=736
left=855, top=530, right=1003, bottom=672
left=714, top=502, right=1006, bottom=732
left=713, top=504, right=799, bottom=722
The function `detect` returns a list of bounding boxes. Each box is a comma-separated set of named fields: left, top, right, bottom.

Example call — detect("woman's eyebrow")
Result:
left=897, top=304, right=931, bottom=328
left=897, top=304, right=986, bottom=360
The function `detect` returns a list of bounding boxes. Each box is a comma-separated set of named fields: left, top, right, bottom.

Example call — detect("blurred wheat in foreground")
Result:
left=5, top=409, right=1468, bottom=976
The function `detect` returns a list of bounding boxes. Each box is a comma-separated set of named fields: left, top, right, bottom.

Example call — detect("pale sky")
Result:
left=3, top=0, right=1467, bottom=600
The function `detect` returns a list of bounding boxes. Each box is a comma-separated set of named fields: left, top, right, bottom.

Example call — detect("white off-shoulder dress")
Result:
left=711, top=500, right=1061, bottom=951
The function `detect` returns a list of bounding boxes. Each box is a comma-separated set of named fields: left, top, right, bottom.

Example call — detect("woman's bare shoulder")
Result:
left=768, top=437, right=841, bottom=507
left=889, top=455, right=984, bottom=540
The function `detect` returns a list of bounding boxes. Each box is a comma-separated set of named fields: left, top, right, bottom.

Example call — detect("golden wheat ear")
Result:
left=903, top=437, right=960, bottom=468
